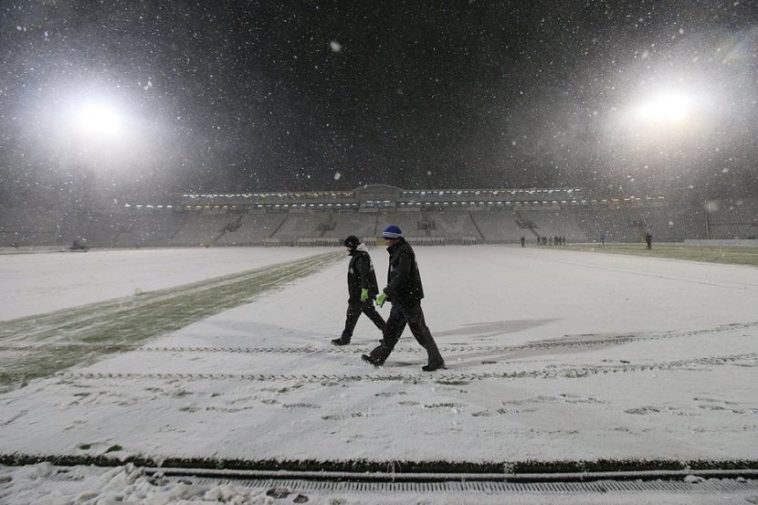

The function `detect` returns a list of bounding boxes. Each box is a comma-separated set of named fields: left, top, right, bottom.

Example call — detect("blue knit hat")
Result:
left=382, top=225, right=403, bottom=239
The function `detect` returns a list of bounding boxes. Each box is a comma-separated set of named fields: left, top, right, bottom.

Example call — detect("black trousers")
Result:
left=368, top=302, right=443, bottom=365
left=341, top=301, right=387, bottom=340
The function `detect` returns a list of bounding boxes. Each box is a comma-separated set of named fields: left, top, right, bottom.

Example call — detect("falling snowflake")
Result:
left=329, top=41, right=342, bottom=52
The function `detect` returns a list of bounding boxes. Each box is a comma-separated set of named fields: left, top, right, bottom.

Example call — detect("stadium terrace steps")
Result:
left=3, top=196, right=757, bottom=247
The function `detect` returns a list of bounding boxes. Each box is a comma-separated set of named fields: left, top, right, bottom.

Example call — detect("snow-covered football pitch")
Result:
left=1, top=244, right=757, bottom=469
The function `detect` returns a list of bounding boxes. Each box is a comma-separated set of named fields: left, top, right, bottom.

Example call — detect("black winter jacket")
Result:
left=347, top=245, right=380, bottom=302
left=383, top=238, right=424, bottom=305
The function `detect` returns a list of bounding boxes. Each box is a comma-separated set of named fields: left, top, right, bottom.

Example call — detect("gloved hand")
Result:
left=376, top=292, right=387, bottom=307
left=360, top=288, right=369, bottom=302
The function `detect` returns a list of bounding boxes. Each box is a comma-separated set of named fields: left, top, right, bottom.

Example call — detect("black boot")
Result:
left=361, top=354, right=384, bottom=366
left=331, top=337, right=350, bottom=346
left=422, top=360, right=445, bottom=372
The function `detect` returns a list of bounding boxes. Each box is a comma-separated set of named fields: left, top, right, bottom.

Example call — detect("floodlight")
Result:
left=73, top=101, right=125, bottom=139
left=633, top=91, right=693, bottom=125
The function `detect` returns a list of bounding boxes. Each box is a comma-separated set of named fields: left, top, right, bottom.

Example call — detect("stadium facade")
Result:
left=1, top=185, right=756, bottom=248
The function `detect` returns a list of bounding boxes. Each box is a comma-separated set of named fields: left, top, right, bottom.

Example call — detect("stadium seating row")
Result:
left=2, top=197, right=756, bottom=248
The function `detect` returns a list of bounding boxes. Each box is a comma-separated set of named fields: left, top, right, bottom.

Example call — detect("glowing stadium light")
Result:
left=73, top=101, right=125, bottom=139
left=613, top=80, right=716, bottom=148
left=633, top=91, right=693, bottom=125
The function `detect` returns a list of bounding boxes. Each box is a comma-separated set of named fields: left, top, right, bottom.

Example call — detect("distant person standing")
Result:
left=362, top=225, right=445, bottom=372
left=520, top=236, right=525, bottom=247
left=332, top=235, right=386, bottom=346
left=645, top=232, right=652, bottom=249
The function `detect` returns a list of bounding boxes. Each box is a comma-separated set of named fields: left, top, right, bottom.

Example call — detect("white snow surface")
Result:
left=1, top=245, right=758, bottom=504
left=0, top=247, right=325, bottom=320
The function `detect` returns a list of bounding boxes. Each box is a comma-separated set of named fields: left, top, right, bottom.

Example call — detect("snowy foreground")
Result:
left=1, top=245, right=757, bottom=504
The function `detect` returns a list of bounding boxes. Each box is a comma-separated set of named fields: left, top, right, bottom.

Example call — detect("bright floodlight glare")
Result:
left=73, top=101, right=125, bottom=139
left=633, top=91, right=693, bottom=125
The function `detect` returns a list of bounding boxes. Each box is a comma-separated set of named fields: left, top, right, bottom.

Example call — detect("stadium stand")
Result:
left=68, top=210, right=120, bottom=247
left=705, top=199, right=758, bottom=240
left=319, top=212, right=378, bottom=243
left=468, top=210, right=527, bottom=243
left=574, top=205, right=647, bottom=243
left=167, top=211, right=239, bottom=247
left=111, top=210, right=186, bottom=248
left=270, top=211, right=327, bottom=244
left=419, top=211, right=482, bottom=243
left=3, top=186, right=757, bottom=249
left=0, top=206, right=61, bottom=247
left=214, top=212, right=288, bottom=246
left=640, top=204, right=706, bottom=243
left=516, top=207, right=588, bottom=242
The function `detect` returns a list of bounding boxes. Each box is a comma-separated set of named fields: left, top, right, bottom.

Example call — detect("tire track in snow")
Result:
left=56, top=352, right=758, bottom=384
left=5, top=320, right=756, bottom=355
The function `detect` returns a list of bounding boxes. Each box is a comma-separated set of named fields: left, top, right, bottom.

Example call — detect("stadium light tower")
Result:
left=51, top=91, right=139, bottom=212
left=607, top=78, right=715, bottom=202
left=27, top=79, right=159, bottom=220
left=613, top=83, right=712, bottom=183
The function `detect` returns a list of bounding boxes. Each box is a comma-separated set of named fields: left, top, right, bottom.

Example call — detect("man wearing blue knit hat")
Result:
left=362, top=225, right=445, bottom=371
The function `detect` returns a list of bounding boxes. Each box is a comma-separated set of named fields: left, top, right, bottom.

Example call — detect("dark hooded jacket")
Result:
left=383, top=237, right=424, bottom=305
left=347, top=243, right=380, bottom=302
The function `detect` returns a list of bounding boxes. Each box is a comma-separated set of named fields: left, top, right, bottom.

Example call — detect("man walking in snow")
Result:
left=362, top=225, right=445, bottom=371
left=332, top=235, right=386, bottom=346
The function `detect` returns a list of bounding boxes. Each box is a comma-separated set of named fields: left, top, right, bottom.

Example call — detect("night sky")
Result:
left=1, top=1, right=757, bottom=206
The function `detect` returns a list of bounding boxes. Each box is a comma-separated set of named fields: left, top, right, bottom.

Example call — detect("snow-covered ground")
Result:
left=0, top=247, right=326, bottom=320
left=1, top=245, right=757, bottom=504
